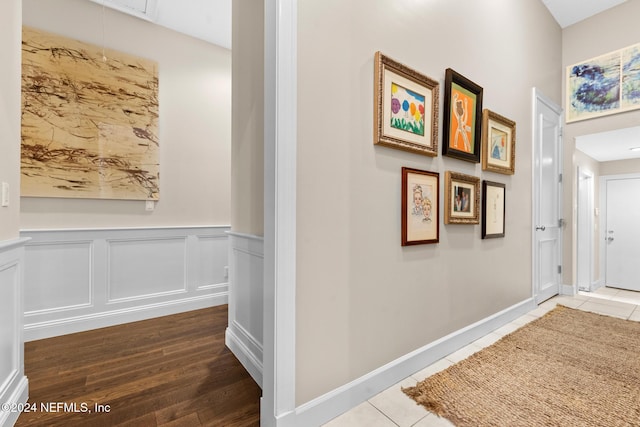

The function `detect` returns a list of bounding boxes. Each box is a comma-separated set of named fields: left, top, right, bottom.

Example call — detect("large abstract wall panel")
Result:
left=21, top=26, right=159, bottom=200
left=22, top=227, right=229, bottom=341
left=23, top=241, right=92, bottom=312
left=108, top=237, right=187, bottom=302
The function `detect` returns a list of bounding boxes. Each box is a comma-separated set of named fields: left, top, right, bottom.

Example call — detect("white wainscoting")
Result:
left=226, top=232, right=264, bottom=388
left=21, top=226, right=230, bottom=341
left=0, top=238, right=29, bottom=427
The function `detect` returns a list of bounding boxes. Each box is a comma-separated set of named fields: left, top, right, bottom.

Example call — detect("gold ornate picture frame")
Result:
left=374, top=52, right=439, bottom=156
left=481, top=109, right=516, bottom=175
left=444, top=171, right=480, bottom=225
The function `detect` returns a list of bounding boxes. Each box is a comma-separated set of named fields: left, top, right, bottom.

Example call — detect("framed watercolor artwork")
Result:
left=442, top=68, right=483, bottom=163
left=481, top=109, right=516, bottom=175
left=374, top=52, right=439, bottom=156
left=402, top=167, right=439, bottom=245
left=567, top=42, right=640, bottom=123
left=444, top=171, right=479, bottom=224
left=482, top=180, right=506, bottom=239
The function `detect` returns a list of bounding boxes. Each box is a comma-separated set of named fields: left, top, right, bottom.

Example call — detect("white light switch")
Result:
left=145, top=200, right=155, bottom=211
left=1, top=182, right=9, bottom=207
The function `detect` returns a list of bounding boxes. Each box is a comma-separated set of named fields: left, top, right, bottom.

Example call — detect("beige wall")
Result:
left=21, top=0, right=231, bottom=229
left=231, top=0, right=264, bottom=236
left=295, top=0, right=561, bottom=404
left=562, top=0, right=640, bottom=286
left=0, top=0, right=22, bottom=241
left=600, top=158, right=640, bottom=176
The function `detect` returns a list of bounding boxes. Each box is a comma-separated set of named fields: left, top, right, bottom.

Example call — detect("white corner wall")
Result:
left=295, top=0, right=561, bottom=407
left=0, top=0, right=21, bottom=241
left=0, top=2, right=29, bottom=426
left=21, top=0, right=231, bottom=229
left=226, top=0, right=265, bottom=390
left=0, top=240, right=29, bottom=427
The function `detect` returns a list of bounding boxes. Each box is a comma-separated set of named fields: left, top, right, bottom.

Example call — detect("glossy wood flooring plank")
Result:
left=16, top=305, right=261, bottom=427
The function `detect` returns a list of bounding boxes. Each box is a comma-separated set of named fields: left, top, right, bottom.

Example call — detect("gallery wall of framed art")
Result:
left=373, top=52, right=515, bottom=244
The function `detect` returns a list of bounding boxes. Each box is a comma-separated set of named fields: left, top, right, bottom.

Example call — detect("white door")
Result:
left=605, top=177, right=640, bottom=291
left=576, top=168, right=594, bottom=291
left=533, top=89, right=563, bottom=304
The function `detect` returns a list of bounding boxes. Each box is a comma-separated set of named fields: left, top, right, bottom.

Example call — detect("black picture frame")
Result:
left=482, top=180, right=506, bottom=239
left=442, top=68, right=483, bottom=163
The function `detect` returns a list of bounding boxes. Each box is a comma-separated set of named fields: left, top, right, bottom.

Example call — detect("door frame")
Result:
left=531, top=88, right=564, bottom=303
left=599, top=172, right=640, bottom=291
left=576, top=167, right=594, bottom=291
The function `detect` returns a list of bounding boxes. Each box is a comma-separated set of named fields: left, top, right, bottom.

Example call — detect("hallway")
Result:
left=324, top=288, right=640, bottom=426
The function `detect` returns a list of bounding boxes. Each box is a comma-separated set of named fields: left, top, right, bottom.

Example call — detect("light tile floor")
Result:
left=323, top=287, right=640, bottom=427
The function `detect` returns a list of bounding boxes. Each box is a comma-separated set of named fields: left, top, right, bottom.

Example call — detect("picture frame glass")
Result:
left=485, top=184, right=505, bottom=236
left=383, top=68, right=434, bottom=148
left=450, top=180, right=476, bottom=219
left=448, top=82, right=478, bottom=155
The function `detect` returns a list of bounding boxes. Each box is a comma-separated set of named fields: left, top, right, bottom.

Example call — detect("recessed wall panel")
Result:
left=108, top=238, right=187, bottom=301
left=197, top=236, right=227, bottom=288
left=0, top=263, right=18, bottom=386
left=24, top=242, right=92, bottom=313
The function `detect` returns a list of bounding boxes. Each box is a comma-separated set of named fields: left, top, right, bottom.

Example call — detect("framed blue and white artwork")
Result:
left=567, top=43, right=640, bottom=123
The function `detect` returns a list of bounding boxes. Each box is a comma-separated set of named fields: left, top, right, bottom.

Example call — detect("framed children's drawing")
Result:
left=442, top=68, right=483, bottom=163
left=374, top=52, right=439, bottom=156
left=482, top=180, right=506, bottom=238
left=402, top=167, right=439, bottom=245
left=481, top=109, right=516, bottom=175
left=444, top=171, right=479, bottom=224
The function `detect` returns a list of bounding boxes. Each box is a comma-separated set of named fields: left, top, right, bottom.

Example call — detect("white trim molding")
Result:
left=283, top=298, right=537, bottom=426
left=0, top=238, right=30, bottom=427
left=21, top=226, right=230, bottom=341
left=263, top=0, right=298, bottom=425
left=226, top=232, right=264, bottom=387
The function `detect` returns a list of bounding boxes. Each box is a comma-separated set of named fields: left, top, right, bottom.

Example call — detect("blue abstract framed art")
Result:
left=567, top=43, right=640, bottom=123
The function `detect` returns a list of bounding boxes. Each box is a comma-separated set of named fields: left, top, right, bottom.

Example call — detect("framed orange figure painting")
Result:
left=442, top=68, right=483, bottom=163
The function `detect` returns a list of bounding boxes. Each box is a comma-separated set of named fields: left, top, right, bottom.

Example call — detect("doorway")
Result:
left=576, top=167, right=594, bottom=291
left=532, top=89, right=563, bottom=304
left=601, top=174, right=640, bottom=292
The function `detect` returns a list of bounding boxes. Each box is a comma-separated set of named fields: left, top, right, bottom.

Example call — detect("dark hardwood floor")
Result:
left=16, top=305, right=261, bottom=427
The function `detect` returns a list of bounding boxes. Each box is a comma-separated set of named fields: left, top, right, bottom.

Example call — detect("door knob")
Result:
left=536, top=226, right=546, bottom=231
left=607, top=237, right=614, bottom=242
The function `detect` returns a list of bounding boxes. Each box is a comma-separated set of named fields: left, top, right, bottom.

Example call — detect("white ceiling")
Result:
left=91, top=0, right=231, bottom=49
left=576, top=127, right=640, bottom=162
left=541, top=0, right=627, bottom=28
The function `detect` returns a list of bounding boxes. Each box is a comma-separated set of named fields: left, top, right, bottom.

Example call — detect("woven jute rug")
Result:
left=403, top=305, right=640, bottom=426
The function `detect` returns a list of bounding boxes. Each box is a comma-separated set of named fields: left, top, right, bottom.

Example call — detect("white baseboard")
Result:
left=0, top=376, right=28, bottom=427
left=561, top=284, right=576, bottom=296
left=24, top=293, right=227, bottom=341
left=284, top=298, right=537, bottom=426
left=226, top=326, right=263, bottom=387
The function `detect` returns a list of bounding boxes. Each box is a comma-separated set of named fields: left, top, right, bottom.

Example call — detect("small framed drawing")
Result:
left=374, top=52, right=439, bottom=156
left=482, top=180, right=506, bottom=238
left=481, top=110, right=516, bottom=175
left=402, top=167, right=439, bottom=245
left=442, top=68, right=483, bottom=163
left=444, top=171, right=480, bottom=224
